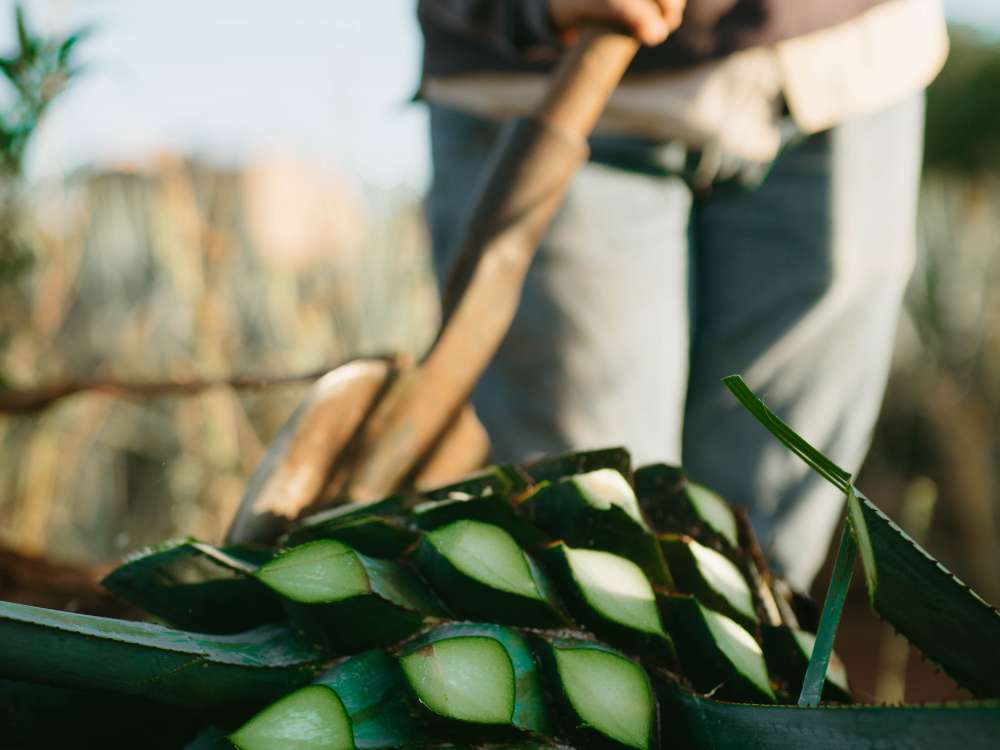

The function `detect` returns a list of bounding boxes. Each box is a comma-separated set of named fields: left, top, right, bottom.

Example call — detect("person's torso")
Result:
left=419, top=0, right=948, bottom=164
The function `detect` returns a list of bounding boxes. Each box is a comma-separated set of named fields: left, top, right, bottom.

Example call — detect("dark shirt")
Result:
left=418, top=0, right=888, bottom=78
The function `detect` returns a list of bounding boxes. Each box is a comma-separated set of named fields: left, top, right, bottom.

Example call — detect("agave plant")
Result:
left=2, top=381, right=1000, bottom=749
left=0, top=3, right=88, bottom=386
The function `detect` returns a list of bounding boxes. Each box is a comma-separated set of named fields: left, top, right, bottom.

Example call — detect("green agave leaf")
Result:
left=471, top=744, right=576, bottom=750
left=684, top=483, right=740, bottom=549
left=182, top=728, right=235, bottom=750
left=540, top=542, right=675, bottom=664
left=519, top=469, right=673, bottom=588
left=232, top=635, right=572, bottom=750
left=724, top=374, right=1000, bottom=699
left=400, top=623, right=551, bottom=736
left=791, top=629, right=850, bottom=696
left=634, top=464, right=738, bottom=549
left=721, top=376, right=851, bottom=494
left=255, top=540, right=442, bottom=653
left=416, top=520, right=565, bottom=627
left=283, top=513, right=419, bottom=557
left=761, top=625, right=852, bottom=704
left=657, top=679, right=1000, bottom=750
left=14, top=6, right=35, bottom=62
left=848, top=488, right=1000, bottom=698
left=101, top=538, right=281, bottom=634
left=422, top=743, right=575, bottom=750
left=422, top=464, right=529, bottom=501
left=0, top=600, right=321, bottom=718
left=316, top=649, right=433, bottom=748
left=660, top=535, right=756, bottom=630
left=229, top=684, right=354, bottom=750
left=292, top=494, right=417, bottom=530
left=535, top=637, right=656, bottom=750
left=230, top=649, right=437, bottom=750
left=659, top=594, right=775, bottom=703
left=799, top=522, right=856, bottom=707
left=402, top=637, right=516, bottom=726
left=0, top=677, right=203, bottom=750
left=521, top=447, right=632, bottom=484
left=412, top=495, right=548, bottom=548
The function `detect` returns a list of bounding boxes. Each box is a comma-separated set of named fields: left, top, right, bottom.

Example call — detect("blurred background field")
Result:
left=1, top=2, right=999, bottom=704
left=0, top=158, right=437, bottom=556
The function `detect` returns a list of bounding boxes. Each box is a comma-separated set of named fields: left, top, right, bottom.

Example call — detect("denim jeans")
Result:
left=425, top=95, right=924, bottom=589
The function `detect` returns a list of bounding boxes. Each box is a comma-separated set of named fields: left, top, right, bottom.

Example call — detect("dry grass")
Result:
left=0, top=155, right=438, bottom=563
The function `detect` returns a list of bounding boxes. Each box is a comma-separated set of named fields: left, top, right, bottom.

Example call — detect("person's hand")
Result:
left=548, top=0, right=686, bottom=46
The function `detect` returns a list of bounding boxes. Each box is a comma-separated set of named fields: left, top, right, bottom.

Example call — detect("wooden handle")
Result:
left=441, top=27, right=639, bottom=321
left=343, top=29, right=641, bottom=503
left=537, top=28, right=640, bottom=138
left=226, top=28, right=643, bottom=537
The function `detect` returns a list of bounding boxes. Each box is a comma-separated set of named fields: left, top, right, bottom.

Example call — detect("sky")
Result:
left=4, top=0, right=1000, bottom=191
left=6, top=1, right=430, bottom=190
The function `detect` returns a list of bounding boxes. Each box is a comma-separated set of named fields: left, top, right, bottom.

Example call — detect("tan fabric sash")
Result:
left=423, top=0, right=948, bottom=163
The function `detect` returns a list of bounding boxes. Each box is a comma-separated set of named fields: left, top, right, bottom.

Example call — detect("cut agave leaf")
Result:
left=541, top=543, right=675, bottom=664
left=412, top=495, right=547, bottom=548
left=634, top=464, right=738, bottom=549
left=529, top=468, right=646, bottom=525
left=422, top=464, right=529, bottom=501
left=658, top=678, right=1000, bottom=750
left=315, top=649, right=433, bottom=748
left=399, top=623, right=551, bottom=735
left=659, top=594, right=774, bottom=703
left=229, top=684, right=353, bottom=750
left=847, top=490, right=1000, bottom=698
left=292, top=494, right=417, bottom=530
left=660, top=535, right=757, bottom=630
left=538, top=638, right=656, bottom=750
left=519, top=469, right=673, bottom=588
left=684, top=483, right=739, bottom=549
left=229, top=649, right=437, bottom=750
left=416, top=520, right=564, bottom=627
left=255, top=540, right=442, bottom=652
left=101, top=538, right=281, bottom=634
left=283, top=513, right=419, bottom=557
left=521, top=447, right=632, bottom=484
left=0, top=600, right=320, bottom=717
left=400, top=636, right=516, bottom=726
left=761, top=625, right=851, bottom=703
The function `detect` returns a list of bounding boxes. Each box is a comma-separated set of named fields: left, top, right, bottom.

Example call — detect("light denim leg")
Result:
left=426, top=96, right=923, bottom=591
left=426, top=104, right=693, bottom=466
left=682, top=95, right=925, bottom=589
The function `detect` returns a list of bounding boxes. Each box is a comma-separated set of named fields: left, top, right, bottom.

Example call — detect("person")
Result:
left=417, top=0, right=948, bottom=591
